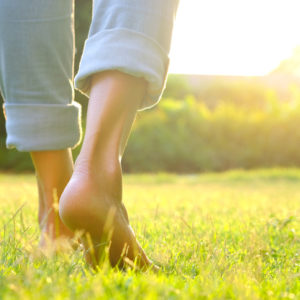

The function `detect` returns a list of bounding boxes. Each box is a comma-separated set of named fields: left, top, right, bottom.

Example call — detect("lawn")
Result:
left=0, top=169, right=299, bottom=299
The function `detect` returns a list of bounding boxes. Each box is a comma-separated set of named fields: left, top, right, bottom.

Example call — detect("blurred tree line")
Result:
left=3, top=90, right=300, bottom=172
left=1, top=1, right=300, bottom=172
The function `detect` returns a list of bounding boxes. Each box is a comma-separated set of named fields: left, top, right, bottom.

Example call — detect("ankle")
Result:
left=73, top=151, right=122, bottom=188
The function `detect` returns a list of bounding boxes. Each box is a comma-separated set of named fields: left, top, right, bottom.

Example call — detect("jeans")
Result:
left=0, top=0, right=179, bottom=151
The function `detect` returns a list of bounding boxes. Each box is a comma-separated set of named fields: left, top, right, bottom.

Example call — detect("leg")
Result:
left=60, top=71, right=151, bottom=268
left=60, top=0, right=179, bottom=269
left=0, top=1, right=81, bottom=244
left=31, top=149, right=74, bottom=246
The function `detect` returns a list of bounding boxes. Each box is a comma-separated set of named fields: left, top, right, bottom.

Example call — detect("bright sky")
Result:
left=169, top=0, right=300, bottom=76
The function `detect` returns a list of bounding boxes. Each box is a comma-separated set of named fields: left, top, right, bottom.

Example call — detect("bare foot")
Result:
left=58, top=71, right=158, bottom=271
left=59, top=169, right=154, bottom=270
left=30, top=149, right=77, bottom=251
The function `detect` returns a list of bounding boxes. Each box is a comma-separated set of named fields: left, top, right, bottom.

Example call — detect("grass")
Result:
left=0, top=169, right=299, bottom=299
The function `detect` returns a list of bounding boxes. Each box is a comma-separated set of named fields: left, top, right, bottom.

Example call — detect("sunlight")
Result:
left=169, top=0, right=300, bottom=76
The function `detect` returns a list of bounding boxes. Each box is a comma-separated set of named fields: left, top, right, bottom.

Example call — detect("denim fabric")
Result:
left=0, top=0, right=81, bottom=151
left=0, top=0, right=178, bottom=151
left=75, top=0, right=179, bottom=111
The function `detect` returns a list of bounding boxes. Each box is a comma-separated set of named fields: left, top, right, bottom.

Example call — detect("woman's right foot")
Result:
left=59, top=71, right=158, bottom=270
left=59, top=166, right=154, bottom=270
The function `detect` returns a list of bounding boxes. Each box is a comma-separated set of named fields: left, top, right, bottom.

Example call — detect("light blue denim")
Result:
left=0, top=0, right=179, bottom=151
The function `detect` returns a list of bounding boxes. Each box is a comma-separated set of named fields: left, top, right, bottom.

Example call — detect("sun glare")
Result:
left=169, top=0, right=300, bottom=76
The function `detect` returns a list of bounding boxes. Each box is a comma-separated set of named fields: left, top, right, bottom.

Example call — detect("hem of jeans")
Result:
left=75, top=28, right=169, bottom=110
left=4, top=102, right=82, bottom=152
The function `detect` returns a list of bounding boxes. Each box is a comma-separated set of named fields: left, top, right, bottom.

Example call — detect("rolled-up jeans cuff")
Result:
left=75, top=28, right=169, bottom=111
left=4, top=102, right=82, bottom=152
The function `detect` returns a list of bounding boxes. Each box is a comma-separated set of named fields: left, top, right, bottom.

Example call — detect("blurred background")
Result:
left=1, top=0, right=300, bottom=173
